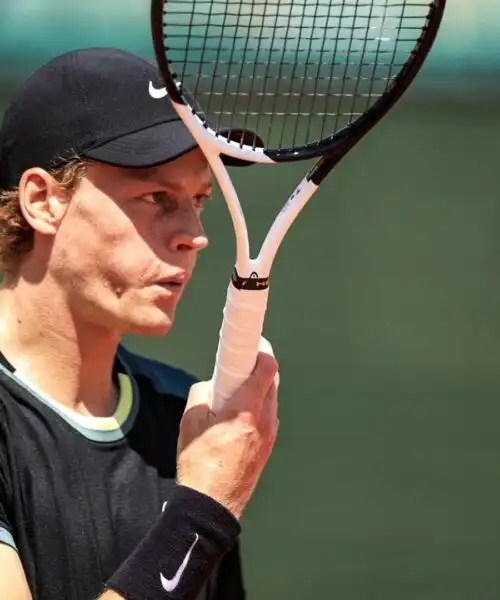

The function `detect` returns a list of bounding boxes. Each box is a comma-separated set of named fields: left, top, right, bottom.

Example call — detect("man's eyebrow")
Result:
left=122, top=168, right=161, bottom=183
left=124, top=169, right=212, bottom=194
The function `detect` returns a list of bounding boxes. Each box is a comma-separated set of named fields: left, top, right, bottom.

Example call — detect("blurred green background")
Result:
left=1, top=2, right=500, bottom=599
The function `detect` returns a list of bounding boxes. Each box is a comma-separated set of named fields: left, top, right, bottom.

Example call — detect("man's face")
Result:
left=48, top=149, right=211, bottom=336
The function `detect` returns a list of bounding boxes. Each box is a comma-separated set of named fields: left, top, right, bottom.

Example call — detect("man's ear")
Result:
left=18, top=167, right=70, bottom=236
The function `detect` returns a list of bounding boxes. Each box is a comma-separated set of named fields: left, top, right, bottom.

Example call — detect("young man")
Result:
left=0, top=48, right=280, bottom=600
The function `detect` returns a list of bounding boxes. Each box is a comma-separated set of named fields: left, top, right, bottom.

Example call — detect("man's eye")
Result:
left=147, top=191, right=176, bottom=210
left=141, top=191, right=208, bottom=212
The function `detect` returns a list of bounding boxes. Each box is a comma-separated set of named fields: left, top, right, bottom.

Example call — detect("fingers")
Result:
left=189, top=337, right=279, bottom=421
left=178, top=336, right=281, bottom=519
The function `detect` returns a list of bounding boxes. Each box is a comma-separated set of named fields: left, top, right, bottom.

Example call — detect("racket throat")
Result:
left=307, top=153, right=345, bottom=186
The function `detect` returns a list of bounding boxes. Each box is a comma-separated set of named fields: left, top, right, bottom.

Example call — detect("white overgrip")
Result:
left=211, top=283, right=270, bottom=412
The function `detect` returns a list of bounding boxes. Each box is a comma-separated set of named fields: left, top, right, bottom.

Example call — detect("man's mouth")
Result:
left=155, top=272, right=190, bottom=292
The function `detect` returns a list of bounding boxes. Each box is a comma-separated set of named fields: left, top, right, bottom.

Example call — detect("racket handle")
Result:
left=211, top=281, right=270, bottom=412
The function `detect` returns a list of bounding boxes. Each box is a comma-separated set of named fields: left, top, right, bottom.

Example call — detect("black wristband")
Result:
left=106, top=485, right=241, bottom=600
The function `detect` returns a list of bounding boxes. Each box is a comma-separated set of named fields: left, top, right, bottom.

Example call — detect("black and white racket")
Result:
left=150, top=0, right=446, bottom=411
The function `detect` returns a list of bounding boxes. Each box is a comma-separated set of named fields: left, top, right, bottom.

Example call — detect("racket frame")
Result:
left=150, top=0, right=447, bottom=409
left=152, top=0, right=446, bottom=172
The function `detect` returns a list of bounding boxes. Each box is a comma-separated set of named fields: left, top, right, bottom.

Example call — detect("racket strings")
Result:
left=162, top=0, right=432, bottom=150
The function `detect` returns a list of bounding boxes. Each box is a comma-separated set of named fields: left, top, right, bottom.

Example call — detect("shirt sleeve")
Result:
left=213, top=541, right=246, bottom=600
left=0, top=408, right=16, bottom=550
left=0, top=518, right=16, bottom=549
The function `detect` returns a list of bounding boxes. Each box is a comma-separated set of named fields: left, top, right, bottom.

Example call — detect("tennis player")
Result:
left=0, top=48, right=279, bottom=600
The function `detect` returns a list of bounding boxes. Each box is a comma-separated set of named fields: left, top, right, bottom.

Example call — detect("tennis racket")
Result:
left=150, top=0, right=446, bottom=412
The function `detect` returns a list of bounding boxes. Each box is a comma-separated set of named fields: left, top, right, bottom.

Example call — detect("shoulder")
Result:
left=117, top=345, right=199, bottom=401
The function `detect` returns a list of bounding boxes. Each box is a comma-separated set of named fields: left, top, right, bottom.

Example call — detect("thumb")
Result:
left=204, top=336, right=278, bottom=415
left=226, top=337, right=278, bottom=414
left=258, top=336, right=280, bottom=388
left=253, top=336, right=279, bottom=388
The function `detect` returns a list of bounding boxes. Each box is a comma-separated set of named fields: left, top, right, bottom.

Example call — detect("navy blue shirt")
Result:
left=0, top=346, right=245, bottom=600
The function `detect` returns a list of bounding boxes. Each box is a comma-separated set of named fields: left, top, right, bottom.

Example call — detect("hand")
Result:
left=176, top=339, right=279, bottom=519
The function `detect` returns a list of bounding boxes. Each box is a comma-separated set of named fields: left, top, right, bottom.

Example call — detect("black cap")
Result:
left=0, top=47, right=258, bottom=189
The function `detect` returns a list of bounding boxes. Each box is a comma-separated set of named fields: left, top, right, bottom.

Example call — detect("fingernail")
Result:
left=259, top=336, right=274, bottom=357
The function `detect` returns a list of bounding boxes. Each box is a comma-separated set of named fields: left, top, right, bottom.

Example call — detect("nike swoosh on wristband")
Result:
left=149, top=81, right=169, bottom=99
left=160, top=533, right=200, bottom=593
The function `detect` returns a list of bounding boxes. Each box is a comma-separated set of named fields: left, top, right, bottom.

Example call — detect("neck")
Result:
left=0, top=276, right=121, bottom=418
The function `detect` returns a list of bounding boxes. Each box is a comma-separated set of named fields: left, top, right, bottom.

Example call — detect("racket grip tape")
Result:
left=211, top=280, right=270, bottom=412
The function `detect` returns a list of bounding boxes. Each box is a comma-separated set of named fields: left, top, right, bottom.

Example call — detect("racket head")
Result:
left=151, top=0, right=446, bottom=163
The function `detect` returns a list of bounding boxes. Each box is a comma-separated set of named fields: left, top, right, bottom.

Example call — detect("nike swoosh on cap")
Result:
left=160, top=533, right=200, bottom=593
left=149, top=81, right=169, bottom=99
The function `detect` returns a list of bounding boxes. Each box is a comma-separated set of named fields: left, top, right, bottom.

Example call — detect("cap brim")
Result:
left=83, top=120, right=262, bottom=168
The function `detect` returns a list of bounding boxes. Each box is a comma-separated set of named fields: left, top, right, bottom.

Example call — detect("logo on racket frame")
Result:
left=231, top=269, right=269, bottom=291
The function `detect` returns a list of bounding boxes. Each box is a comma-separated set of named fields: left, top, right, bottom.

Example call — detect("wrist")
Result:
left=106, top=484, right=241, bottom=600
left=177, top=481, right=245, bottom=521
left=176, top=465, right=247, bottom=520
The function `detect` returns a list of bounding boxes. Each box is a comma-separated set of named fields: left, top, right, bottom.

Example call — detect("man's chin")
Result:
left=128, top=322, right=173, bottom=337
left=123, top=309, right=176, bottom=337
